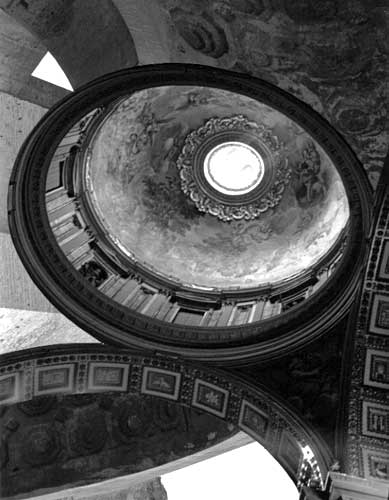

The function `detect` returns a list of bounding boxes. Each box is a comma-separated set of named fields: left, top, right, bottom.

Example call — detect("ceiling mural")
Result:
left=157, top=0, right=389, bottom=188
left=0, top=391, right=237, bottom=497
left=88, top=85, right=349, bottom=289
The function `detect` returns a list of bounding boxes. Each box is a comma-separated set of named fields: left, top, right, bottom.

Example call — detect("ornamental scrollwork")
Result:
left=176, top=115, right=291, bottom=222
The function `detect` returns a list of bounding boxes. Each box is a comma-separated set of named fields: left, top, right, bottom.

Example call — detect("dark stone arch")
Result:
left=0, top=344, right=333, bottom=494
left=0, top=7, right=68, bottom=106
left=0, top=0, right=138, bottom=88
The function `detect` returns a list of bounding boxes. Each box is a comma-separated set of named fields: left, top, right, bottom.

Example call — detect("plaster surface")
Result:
left=0, top=307, right=95, bottom=355
left=0, top=9, right=68, bottom=107
left=89, top=85, right=349, bottom=289
left=0, top=91, right=47, bottom=233
left=0, top=0, right=138, bottom=89
left=0, top=233, right=58, bottom=312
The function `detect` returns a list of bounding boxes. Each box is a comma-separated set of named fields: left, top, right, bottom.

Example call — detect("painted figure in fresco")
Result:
left=198, top=220, right=273, bottom=258
left=160, top=136, right=182, bottom=175
left=128, top=132, right=141, bottom=155
left=176, top=91, right=209, bottom=110
left=277, top=353, right=339, bottom=422
left=235, top=220, right=273, bottom=245
left=294, top=141, right=326, bottom=208
left=138, top=102, right=160, bottom=141
left=126, top=102, right=164, bottom=156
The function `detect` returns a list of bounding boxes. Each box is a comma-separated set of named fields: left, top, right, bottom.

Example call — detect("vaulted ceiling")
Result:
left=0, top=0, right=388, bottom=498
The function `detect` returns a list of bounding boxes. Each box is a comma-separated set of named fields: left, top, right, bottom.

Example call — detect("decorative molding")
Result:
left=362, top=401, right=389, bottom=440
left=238, top=399, right=269, bottom=444
left=363, top=349, right=389, bottom=390
left=377, top=240, right=389, bottom=281
left=141, top=367, right=181, bottom=401
left=278, top=430, right=304, bottom=478
left=0, top=372, right=21, bottom=405
left=369, top=294, right=389, bottom=335
left=34, top=364, right=76, bottom=396
left=88, top=362, right=130, bottom=392
left=176, top=115, right=290, bottom=222
left=192, top=379, right=229, bottom=418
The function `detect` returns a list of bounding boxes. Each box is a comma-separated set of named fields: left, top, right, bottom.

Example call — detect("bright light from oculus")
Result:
left=31, top=51, right=73, bottom=91
left=204, top=141, right=264, bottom=195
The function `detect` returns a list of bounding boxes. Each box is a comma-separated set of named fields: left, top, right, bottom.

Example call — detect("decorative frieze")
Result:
left=345, top=185, right=389, bottom=477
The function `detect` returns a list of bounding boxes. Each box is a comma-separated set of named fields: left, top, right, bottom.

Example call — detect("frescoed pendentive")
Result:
left=158, top=0, right=389, bottom=187
left=88, top=85, right=349, bottom=289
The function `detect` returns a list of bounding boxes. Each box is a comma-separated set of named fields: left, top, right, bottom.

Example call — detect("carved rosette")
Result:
left=18, top=395, right=56, bottom=416
left=69, top=410, right=108, bottom=455
left=23, top=424, right=61, bottom=466
left=176, top=115, right=290, bottom=221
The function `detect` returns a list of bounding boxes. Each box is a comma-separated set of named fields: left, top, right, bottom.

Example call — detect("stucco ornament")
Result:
left=177, top=115, right=291, bottom=221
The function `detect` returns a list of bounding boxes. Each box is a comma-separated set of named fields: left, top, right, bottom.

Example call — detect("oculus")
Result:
left=203, top=141, right=265, bottom=196
left=177, top=114, right=291, bottom=222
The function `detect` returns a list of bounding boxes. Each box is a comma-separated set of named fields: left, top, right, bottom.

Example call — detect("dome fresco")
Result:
left=88, top=85, right=349, bottom=289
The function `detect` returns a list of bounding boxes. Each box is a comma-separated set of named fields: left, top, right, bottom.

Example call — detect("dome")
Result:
left=9, top=64, right=370, bottom=363
left=86, top=85, right=349, bottom=289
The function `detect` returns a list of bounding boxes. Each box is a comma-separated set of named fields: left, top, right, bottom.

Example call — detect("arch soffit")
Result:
left=0, top=7, right=68, bottom=107
left=0, top=0, right=138, bottom=89
left=0, top=344, right=331, bottom=489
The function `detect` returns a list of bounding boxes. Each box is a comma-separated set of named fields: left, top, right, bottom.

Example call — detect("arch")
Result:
left=344, top=168, right=389, bottom=480
left=0, top=344, right=332, bottom=491
left=8, top=64, right=372, bottom=364
left=1, top=0, right=138, bottom=88
left=0, top=7, right=68, bottom=107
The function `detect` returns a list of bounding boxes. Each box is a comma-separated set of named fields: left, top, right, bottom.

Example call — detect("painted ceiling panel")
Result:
left=156, top=0, right=389, bottom=188
left=88, top=85, right=349, bottom=289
